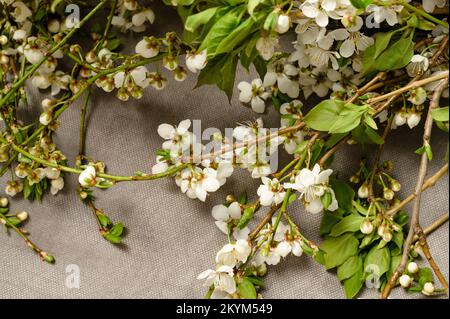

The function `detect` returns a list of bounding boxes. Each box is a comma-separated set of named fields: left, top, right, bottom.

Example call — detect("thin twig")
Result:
left=385, top=164, right=449, bottom=218
left=381, top=79, right=448, bottom=299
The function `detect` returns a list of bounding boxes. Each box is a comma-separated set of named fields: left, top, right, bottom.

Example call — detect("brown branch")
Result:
left=367, top=72, right=448, bottom=105
left=413, top=213, right=449, bottom=242
left=416, top=225, right=449, bottom=295
left=381, top=79, right=448, bottom=299
left=318, top=136, right=350, bottom=167
left=249, top=204, right=281, bottom=240
left=430, top=36, right=449, bottom=67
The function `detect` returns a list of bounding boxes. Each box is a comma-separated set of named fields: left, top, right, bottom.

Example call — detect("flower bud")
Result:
left=0, top=35, right=8, bottom=45
left=360, top=218, right=374, bottom=234
left=41, top=98, right=55, bottom=111
left=358, top=184, right=369, bottom=198
left=226, top=195, right=236, bottom=203
left=16, top=211, right=29, bottom=222
left=85, top=50, right=97, bottom=64
left=39, top=111, right=53, bottom=126
left=69, top=44, right=82, bottom=54
left=256, top=263, right=267, bottom=277
left=382, top=228, right=393, bottom=242
left=39, top=251, right=55, bottom=263
left=407, top=112, right=421, bottom=129
left=275, top=14, right=290, bottom=34
left=407, top=262, right=419, bottom=274
left=422, top=282, right=435, bottom=295
left=47, top=19, right=61, bottom=33
left=390, top=179, right=401, bottom=192
left=399, top=274, right=412, bottom=288
left=0, top=54, right=9, bottom=65
left=394, top=111, right=407, bottom=127
left=383, top=188, right=394, bottom=200
left=0, top=197, right=9, bottom=207
left=349, top=175, right=360, bottom=184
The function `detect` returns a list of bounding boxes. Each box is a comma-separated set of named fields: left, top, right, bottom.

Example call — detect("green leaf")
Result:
left=431, top=107, right=449, bottom=122
left=97, top=214, right=111, bottom=228
left=199, top=9, right=242, bottom=55
left=376, top=32, right=414, bottom=71
left=330, top=178, right=355, bottom=213
left=415, top=144, right=433, bottom=160
left=364, top=246, right=391, bottom=277
left=196, top=53, right=238, bottom=101
left=248, top=0, right=263, bottom=15
left=237, top=207, right=255, bottom=229
left=388, top=254, right=401, bottom=279
left=418, top=267, right=433, bottom=286
left=343, top=267, right=364, bottom=299
left=394, top=211, right=409, bottom=226
left=361, top=31, right=395, bottom=75
left=330, top=214, right=364, bottom=237
left=237, top=278, right=257, bottom=299
left=215, top=17, right=256, bottom=55
left=359, top=232, right=380, bottom=249
left=304, top=99, right=345, bottom=132
left=105, top=38, right=121, bottom=51
left=350, top=0, right=373, bottom=9
left=329, top=104, right=368, bottom=134
left=320, top=212, right=342, bottom=236
left=109, top=222, right=124, bottom=237
left=104, top=233, right=122, bottom=244
left=238, top=191, right=248, bottom=204
left=185, top=7, right=219, bottom=32
left=321, top=233, right=359, bottom=269
left=338, top=255, right=363, bottom=281
left=363, top=115, right=378, bottom=130
left=263, top=11, right=277, bottom=30
left=320, top=191, right=333, bottom=210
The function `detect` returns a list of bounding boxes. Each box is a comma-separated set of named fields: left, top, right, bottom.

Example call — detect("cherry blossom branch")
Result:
left=381, top=79, right=448, bottom=299
left=415, top=225, right=449, bottom=295
left=385, top=164, right=449, bottom=217
left=185, top=122, right=306, bottom=162
left=0, top=0, right=108, bottom=108
left=0, top=210, right=54, bottom=263
left=413, top=213, right=449, bottom=243
left=367, top=72, right=449, bottom=105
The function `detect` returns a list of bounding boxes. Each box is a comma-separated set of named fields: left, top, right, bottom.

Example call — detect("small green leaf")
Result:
left=185, top=7, right=219, bottom=32
left=248, top=0, right=263, bottom=15
left=350, top=0, right=373, bottom=9
left=237, top=207, right=255, bottom=229
left=330, top=178, right=355, bottom=213
left=109, top=222, right=124, bottom=237
left=321, top=233, right=359, bottom=269
left=431, top=107, right=449, bottom=122
left=364, top=246, right=391, bottom=277
left=418, top=267, right=433, bottom=286
left=304, top=99, right=345, bottom=132
left=237, top=278, right=257, bottom=299
left=338, top=255, right=363, bottom=282
left=329, top=214, right=364, bottom=237
left=343, top=267, right=364, bottom=299
left=320, top=211, right=342, bottom=236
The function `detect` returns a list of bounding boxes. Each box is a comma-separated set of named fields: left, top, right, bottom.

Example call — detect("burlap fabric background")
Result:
left=0, top=2, right=448, bottom=299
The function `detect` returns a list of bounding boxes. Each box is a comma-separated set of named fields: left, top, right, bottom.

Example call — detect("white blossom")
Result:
left=284, top=164, right=338, bottom=214
left=197, top=265, right=236, bottom=298
left=212, top=202, right=250, bottom=240
left=215, top=239, right=251, bottom=267
left=237, top=79, right=270, bottom=113
left=257, top=177, right=286, bottom=206
left=79, top=166, right=97, bottom=188
left=186, top=50, right=207, bottom=73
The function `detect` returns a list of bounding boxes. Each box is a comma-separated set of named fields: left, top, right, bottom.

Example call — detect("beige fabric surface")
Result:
left=0, top=2, right=448, bottom=299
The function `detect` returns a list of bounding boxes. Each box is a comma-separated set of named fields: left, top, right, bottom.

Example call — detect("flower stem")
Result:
left=0, top=211, right=54, bottom=263
left=402, top=1, right=449, bottom=28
